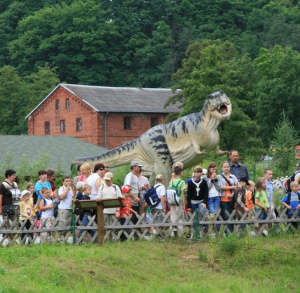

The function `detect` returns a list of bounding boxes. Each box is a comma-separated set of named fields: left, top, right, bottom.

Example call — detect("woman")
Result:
left=86, top=163, right=106, bottom=200
left=205, top=162, right=223, bottom=236
left=79, top=163, right=92, bottom=182
left=219, top=161, right=238, bottom=232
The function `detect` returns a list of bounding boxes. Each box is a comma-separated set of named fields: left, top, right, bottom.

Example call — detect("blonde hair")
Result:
left=256, top=177, right=266, bottom=193
left=248, top=180, right=255, bottom=187
left=80, top=163, right=92, bottom=177
left=82, top=184, right=92, bottom=191
left=290, top=181, right=298, bottom=189
left=172, top=162, right=183, bottom=172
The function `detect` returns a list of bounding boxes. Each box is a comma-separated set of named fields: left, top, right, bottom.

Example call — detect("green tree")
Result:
left=0, top=65, right=30, bottom=134
left=270, top=113, right=299, bottom=175
left=254, top=45, right=300, bottom=146
left=170, top=40, right=262, bottom=157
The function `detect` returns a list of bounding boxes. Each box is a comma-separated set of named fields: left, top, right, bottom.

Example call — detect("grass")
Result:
left=0, top=232, right=299, bottom=292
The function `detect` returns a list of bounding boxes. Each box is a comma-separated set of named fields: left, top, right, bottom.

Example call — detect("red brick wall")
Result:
left=27, top=86, right=101, bottom=145
left=27, top=86, right=169, bottom=149
left=104, top=113, right=166, bottom=149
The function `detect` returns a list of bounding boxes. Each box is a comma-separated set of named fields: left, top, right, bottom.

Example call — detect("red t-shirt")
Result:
left=120, top=198, right=132, bottom=218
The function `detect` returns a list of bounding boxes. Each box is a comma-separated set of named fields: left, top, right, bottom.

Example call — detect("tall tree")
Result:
left=254, top=45, right=300, bottom=146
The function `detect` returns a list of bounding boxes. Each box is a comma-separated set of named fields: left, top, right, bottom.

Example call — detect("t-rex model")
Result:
left=72, top=90, right=232, bottom=184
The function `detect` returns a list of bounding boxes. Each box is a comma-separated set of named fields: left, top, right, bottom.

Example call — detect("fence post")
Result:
left=72, top=213, right=76, bottom=244
left=194, top=209, right=199, bottom=240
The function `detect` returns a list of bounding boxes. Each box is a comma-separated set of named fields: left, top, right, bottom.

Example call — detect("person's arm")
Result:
left=95, top=178, right=102, bottom=193
left=130, top=192, right=140, bottom=203
left=59, top=186, right=70, bottom=200
left=115, top=208, right=120, bottom=219
left=255, top=193, right=268, bottom=212
left=202, top=181, right=208, bottom=209
left=39, top=199, right=53, bottom=211
left=245, top=166, right=250, bottom=180
left=97, top=185, right=103, bottom=199
left=181, top=181, right=187, bottom=207
left=0, top=194, right=2, bottom=215
left=281, top=196, right=292, bottom=211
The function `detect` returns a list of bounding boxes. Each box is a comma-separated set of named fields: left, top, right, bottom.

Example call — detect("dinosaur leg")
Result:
left=214, top=145, right=228, bottom=155
left=192, top=140, right=207, bottom=155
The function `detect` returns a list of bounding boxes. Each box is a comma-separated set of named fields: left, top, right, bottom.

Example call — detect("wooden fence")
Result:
left=0, top=206, right=299, bottom=246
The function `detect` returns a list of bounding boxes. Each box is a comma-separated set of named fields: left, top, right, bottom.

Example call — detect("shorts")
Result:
left=258, top=208, right=268, bottom=220
left=207, top=197, right=220, bottom=215
left=58, top=209, right=72, bottom=227
left=104, top=214, right=115, bottom=226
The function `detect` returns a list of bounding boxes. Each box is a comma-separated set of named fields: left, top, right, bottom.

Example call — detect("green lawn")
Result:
left=0, top=233, right=299, bottom=293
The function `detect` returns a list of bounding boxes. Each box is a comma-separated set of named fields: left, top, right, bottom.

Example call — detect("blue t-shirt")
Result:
left=281, top=192, right=300, bottom=215
left=35, top=181, right=52, bottom=199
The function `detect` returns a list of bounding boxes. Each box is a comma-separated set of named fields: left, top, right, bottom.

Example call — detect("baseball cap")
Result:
left=121, top=185, right=131, bottom=193
left=76, top=181, right=85, bottom=190
left=239, top=177, right=250, bottom=185
left=103, top=172, right=113, bottom=181
left=21, top=190, right=31, bottom=197
left=131, top=161, right=143, bottom=167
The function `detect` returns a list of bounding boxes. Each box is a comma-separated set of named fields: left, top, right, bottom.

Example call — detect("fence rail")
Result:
left=0, top=206, right=299, bottom=246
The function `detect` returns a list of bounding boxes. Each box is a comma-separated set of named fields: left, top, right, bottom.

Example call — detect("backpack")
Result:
left=166, top=180, right=182, bottom=206
left=284, top=171, right=300, bottom=192
left=144, top=185, right=161, bottom=208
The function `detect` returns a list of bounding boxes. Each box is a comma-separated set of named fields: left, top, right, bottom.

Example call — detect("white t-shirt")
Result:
left=86, top=173, right=101, bottom=200
left=41, top=197, right=54, bottom=218
left=97, top=184, right=122, bottom=214
left=58, top=186, right=73, bottom=209
left=153, top=183, right=166, bottom=210
left=124, top=172, right=139, bottom=206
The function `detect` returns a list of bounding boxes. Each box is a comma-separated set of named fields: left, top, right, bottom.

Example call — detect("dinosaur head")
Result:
left=206, top=90, right=232, bottom=121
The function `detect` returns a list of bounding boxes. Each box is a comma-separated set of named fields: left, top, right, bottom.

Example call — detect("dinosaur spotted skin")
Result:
left=72, top=90, right=232, bottom=185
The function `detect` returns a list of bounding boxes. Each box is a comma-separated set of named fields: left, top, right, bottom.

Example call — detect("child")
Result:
left=39, top=187, right=55, bottom=241
left=19, top=190, right=34, bottom=240
left=168, top=166, right=187, bottom=237
left=78, top=184, right=96, bottom=240
left=186, top=166, right=208, bottom=237
left=281, top=181, right=300, bottom=230
left=58, top=176, right=74, bottom=230
left=25, top=183, right=35, bottom=206
left=35, top=170, right=52, bottom=205
left=115, top=185, right=137, bottom=241
left=255, top=177, right=271, bottom=233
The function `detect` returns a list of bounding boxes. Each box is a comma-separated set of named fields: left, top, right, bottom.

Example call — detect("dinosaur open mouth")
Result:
left=216, top=103, right=228, bottom=115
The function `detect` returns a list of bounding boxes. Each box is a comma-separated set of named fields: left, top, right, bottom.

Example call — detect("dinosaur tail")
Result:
left=71, top=138, right=140, bottom=168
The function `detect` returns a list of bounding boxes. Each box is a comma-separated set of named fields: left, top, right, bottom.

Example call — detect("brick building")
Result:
left=26, top=84, right=180, bottom=149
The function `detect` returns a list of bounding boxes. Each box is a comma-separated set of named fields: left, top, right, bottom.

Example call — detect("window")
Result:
left=151, top=117, right=158, bottom=127
left=124, top=117, right=131, bottom=130
left=66, top=98, right=70, bottom=110
left=76, top=118, right=82, bottom=131
left=60, top=120, right=65, bottom=132
left=55, top=99, right=60, bottom=110
left=45, top=122, right=50, bottom=134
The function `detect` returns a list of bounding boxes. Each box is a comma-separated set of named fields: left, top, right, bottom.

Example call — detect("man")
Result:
left=228, top=150, right=250, bottom=180
left=264, top=168, right=274, bottom=209
left=123, top=161, right=142, bottom=223
left=97, top=172, right=122, bottom=228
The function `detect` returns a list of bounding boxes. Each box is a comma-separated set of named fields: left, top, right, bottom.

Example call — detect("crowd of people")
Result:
left=0, top=149, right=299, bottom=243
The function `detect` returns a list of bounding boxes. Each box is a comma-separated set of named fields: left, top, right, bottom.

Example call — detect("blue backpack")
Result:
left=144, top=185, right=161, bottom=208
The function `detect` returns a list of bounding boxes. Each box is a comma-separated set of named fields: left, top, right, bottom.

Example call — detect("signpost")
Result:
left=75, top=198, right=123, bottom=245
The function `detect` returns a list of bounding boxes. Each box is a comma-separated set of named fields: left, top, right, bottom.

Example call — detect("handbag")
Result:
left=3, top=205, right=18, bottom=216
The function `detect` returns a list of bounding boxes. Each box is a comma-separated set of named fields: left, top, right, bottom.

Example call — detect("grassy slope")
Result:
left=0, top=234, right=299, bottom=293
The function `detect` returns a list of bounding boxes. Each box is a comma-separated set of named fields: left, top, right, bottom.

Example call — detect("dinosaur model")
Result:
left=72, top=90, right=232, bottom=184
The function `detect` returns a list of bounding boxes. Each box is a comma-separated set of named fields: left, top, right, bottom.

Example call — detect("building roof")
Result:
left=26, top=84, right=181, bottom=118
left=0, top=135, right=107, bottom=175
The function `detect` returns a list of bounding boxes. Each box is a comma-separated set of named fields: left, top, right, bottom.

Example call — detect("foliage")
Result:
left=254, top=45, right=300, bottom=146
left=170, top=40, right=262, bottom=157
left=270, top=113, right=299, bottom=175
left=0, top=153, right=50, bottom=188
